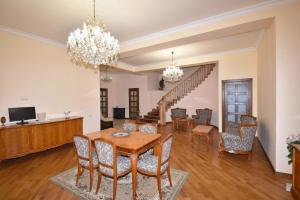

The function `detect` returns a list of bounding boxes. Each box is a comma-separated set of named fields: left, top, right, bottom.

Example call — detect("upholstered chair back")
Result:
left=194, top=108, right=212, bottom=125
left=123, top=122, right=137, bottom=132
left=171, top=108, right=187, bottom=119
left=240, top=125, right=257, bottom=151
left=139, top=124, right=157, bottom=134
left=73, top=136, right=90, bottom=160
left=94, top=140, right=114, bottom=167
left=240, top=115, right=257, bottom=125
left=161, top=136, right=173, bottom=163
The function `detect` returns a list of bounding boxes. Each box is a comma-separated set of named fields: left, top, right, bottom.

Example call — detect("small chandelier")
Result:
left=100, top=66, right=112, bottom=82
left=163, top=51, right=183, bottom=82
left=67, top=0, right=120, bottom=67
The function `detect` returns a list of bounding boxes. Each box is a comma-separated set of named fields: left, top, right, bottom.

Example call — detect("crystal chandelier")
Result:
left=67, top=0, right=120, bottom=67
left=100, top=66, right=112, bottom=82
left=163, top=51, right=183, bottom=82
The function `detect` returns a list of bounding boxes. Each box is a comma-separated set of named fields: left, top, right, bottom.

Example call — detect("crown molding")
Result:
left=0, top=24, right=66, bottom=48
left=120, top=0, right=295, bottom=48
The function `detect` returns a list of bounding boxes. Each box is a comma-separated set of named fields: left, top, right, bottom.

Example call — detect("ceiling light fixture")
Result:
left=163, top=51, right=183, bottom=82
left=67, top=0, right=120, bottom=67
left=100, top=66, right=112, bottom=82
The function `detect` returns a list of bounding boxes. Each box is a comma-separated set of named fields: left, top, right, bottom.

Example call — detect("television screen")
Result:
left=8, top=107, right=36, bottom=122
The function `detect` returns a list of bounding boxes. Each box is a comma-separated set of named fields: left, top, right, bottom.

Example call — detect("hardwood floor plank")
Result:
left=0, top=124, right=292, bottom=200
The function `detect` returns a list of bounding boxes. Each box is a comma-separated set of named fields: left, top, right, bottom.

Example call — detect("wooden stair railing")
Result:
left=159, top=63, right=215, bottom=125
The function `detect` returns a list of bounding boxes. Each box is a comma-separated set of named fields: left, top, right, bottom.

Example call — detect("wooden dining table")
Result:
left=86, top=128, right=161, bottom=200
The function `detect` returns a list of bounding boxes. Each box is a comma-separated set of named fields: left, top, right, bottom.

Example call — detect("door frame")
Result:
left=222, top=78, right=253, bottom=132
left=129, top=88, right=139, bottom=119
left=100, top=88, right=108, bottom=118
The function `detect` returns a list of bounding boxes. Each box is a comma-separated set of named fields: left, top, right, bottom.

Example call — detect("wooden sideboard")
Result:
left=292, top=144, right=300, bottom=200
left=0, top=116, right=83, bottom=161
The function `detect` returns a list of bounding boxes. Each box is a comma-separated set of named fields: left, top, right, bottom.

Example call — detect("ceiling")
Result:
left=120, top=31, right=261, bottom=66
left=0, top=0, right=271, bottom=44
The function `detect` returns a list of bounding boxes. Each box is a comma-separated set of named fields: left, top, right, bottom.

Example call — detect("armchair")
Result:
left=226, top=114, right=257, bottom=135
left=101, top=113, right=114, bottom=130
left=192, top=108, right=212, bottom=126
left=170, top=108, right=188, bottom=130
left=219, top=114, right=257, bottom=160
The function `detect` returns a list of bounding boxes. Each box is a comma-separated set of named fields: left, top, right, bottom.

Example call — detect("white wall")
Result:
left=100, top=72, right=150, bottom=118
left=0, top=30, right=100, bottom=133
left=257, top=22, right=276, bottom=169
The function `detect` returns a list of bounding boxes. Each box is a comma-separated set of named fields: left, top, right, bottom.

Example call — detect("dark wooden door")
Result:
left=100, top=88, right=108, bottom=117
left=222, top=79, right=252, bottom=131
left=129, top=88, right=139, bottom=119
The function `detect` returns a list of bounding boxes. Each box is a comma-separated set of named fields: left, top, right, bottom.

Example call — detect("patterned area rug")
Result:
left=50, top=167, right=188, bottom=200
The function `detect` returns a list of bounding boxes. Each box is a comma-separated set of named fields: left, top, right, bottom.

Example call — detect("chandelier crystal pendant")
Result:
left=67, top=0, right=120, bottom=67
left=100, top=66, right=112, bottom=82
left=163, top=51, right=183, bottom=82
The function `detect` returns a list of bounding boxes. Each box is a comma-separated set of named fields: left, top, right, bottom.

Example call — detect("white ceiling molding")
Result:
left=120, top=0, right=294, bottom=50
left=132, top=47, right=256, bottom=72
left=0, top=24, right=66, bottom=48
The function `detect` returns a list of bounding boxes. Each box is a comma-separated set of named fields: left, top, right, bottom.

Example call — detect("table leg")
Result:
left=130, top=154, right=138, bottom=200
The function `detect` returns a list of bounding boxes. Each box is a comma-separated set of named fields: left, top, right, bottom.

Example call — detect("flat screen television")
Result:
left=8, top=107, right=36, bottom=124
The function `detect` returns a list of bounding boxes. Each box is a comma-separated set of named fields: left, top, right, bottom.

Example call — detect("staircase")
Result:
left=141, top=107, right=160, bottom=123
left=140, top=63, right=216, bottom=124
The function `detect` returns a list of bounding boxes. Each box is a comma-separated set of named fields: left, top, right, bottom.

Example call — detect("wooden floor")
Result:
left=0, top=124, right=292, bottom=200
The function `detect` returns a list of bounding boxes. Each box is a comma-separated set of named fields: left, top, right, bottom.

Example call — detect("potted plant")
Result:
left=286, top=134, right=300, bottom=164
left=159, top=77, right=165, bottom=90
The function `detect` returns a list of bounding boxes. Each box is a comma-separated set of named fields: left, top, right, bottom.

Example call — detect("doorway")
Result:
left=129, top=88, right=139, bottom=119
left=222, top=78, right=252, bottom=131
left=100, top=88, right=108, bottom=117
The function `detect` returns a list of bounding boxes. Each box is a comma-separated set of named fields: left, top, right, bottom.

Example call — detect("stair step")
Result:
left=140, top=118, right=159, bottom=123
left=144, top=115, right=160, bottom=120
left=148, top=111, right=159, bottom=115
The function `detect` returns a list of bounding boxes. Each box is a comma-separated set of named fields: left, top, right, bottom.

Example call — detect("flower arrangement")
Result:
left=286, top=134, right=300, bottom=165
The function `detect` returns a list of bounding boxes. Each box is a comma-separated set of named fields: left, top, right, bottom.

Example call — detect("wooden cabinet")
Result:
left=31, top=121, right=65, bottom=151
left=292, top=144, right=300, bottom=200
left=64, top=118, right=83, bottom=142
left=0, top=126, right=31, bottom=158
left=0, top=117, right=83, bottom=160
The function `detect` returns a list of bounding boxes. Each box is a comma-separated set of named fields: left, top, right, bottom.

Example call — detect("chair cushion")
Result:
left=138, top=155, right=168, bottom=174
left=139, top=124, right=157, bottom=134
left=123, top=123, right=137, bottom=132
left=99, top=156, right=131, bottom=177
left=139, top=149, right=154, bottom=159
left=79, top=151, right=99, bottom=167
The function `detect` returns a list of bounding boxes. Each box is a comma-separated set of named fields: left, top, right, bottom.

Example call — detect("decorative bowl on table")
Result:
left=112, top=131, right=130, bottom=137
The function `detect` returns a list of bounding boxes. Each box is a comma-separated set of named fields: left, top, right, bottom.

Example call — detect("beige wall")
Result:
left=257, top=22, right=276, bottom=168
left=274, top=1, right=300, bottom=173
left=0, top=31, right=100, bottom=133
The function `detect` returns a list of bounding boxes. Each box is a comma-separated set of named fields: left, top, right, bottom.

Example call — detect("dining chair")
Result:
left=73, top=135, right=99, bottom=192
left=94, top=138, right=131, bottom=200
left=139, top=124, right=157, bottom=134
left=137, top=134, right=173, bottom=200
left=139, top=124, right=157, bottom=158
left=122, top=122, right=137, bottom=132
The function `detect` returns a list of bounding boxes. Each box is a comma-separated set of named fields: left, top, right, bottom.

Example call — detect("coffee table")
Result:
left=191, top=125, right=214, bottom=146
